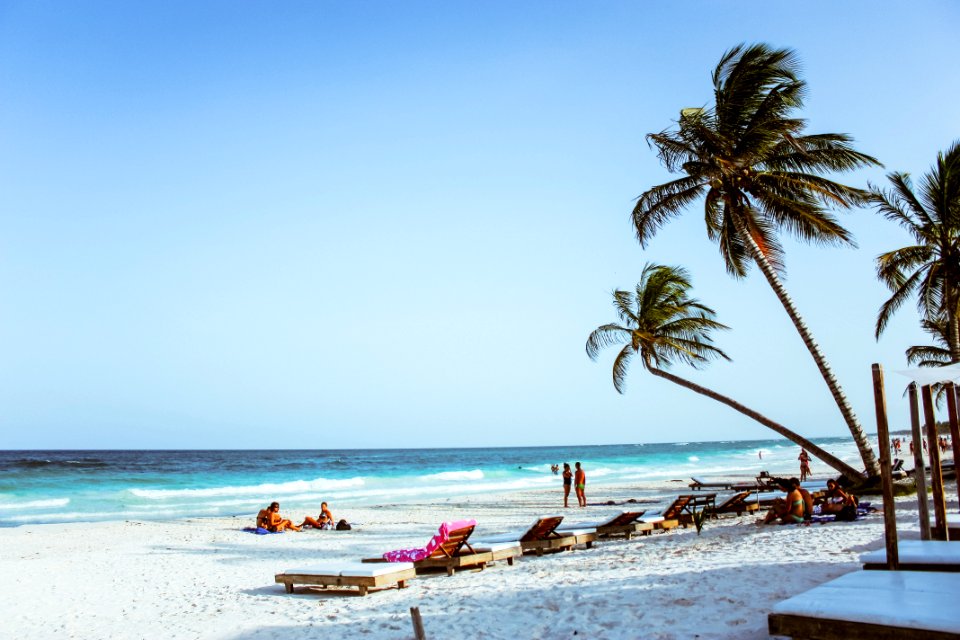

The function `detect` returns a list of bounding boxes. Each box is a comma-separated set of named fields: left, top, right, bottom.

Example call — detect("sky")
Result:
left=1, top=1, right=959, bottom=449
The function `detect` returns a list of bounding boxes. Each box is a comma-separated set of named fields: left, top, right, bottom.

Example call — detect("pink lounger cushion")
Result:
left=771, top=570, right=960, bottom=633
left=382, top=519, right=478, bottom=563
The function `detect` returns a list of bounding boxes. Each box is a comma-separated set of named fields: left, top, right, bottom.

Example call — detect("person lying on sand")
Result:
left=257, top=502, right=300, bottom=532
left=300, top=501, right=335, bottom=529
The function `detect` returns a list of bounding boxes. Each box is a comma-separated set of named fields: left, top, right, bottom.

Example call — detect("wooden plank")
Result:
left=769, top=613, right=960, bottom=640
left=947, top=382, right=960, bottom=512
left=923, top=384, right=948, bottom=538
left=410, top=607, right=426, bottom=640
left=910, top=383, right=932, bottom=540
left=872, top=363, right=899, bottom=570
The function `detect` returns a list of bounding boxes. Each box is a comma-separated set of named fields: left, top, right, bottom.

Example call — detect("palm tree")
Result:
left=631, top=43, right=881, bottom=477
left=870, top=141, right=960, bottom=363
left=906, top=316, right=953, bottom=368
left=586, top=263, right=861, bottom=480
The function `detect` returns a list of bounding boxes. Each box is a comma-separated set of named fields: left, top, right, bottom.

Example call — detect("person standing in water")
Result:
left=562, top=463, right=573, bottom=508
left=574, top=462, right=586, bottom=507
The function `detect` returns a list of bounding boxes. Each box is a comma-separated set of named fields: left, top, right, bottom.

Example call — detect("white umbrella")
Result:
left=893, top=363, right=960, bottom=386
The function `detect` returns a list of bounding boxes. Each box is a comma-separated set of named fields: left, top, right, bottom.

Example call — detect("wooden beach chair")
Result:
left=768, top=570, right=960, bottom=639
left=862, top=540, right=960, bottom=572
left=557, top=511, right=652, bottom=539
left=661, top=494, right=716, bottom=526
left=365, top=519, right=495, bottom=576
left=687, top=476, right=733, bottom=491
left=275, top=561, right=415, bottom=596
left=475, top=515, right=596, bottom=556
left=705, top=491, right=759, bottom=517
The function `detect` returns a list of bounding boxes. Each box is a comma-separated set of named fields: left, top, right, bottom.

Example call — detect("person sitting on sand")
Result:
left=819, top=479, right=855, bottom=514
left=300, top=501, right=335, bottom=529
left=763, top=478, right=806, bottom=524
left=258, top=502, right=300, bottom=532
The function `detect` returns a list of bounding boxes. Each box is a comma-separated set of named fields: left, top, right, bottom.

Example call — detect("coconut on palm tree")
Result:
left=870, top=141, right=960, bottom=363
left=586, top=263, right=861, bottom=480
left=631, top=43, right=881, bottom=477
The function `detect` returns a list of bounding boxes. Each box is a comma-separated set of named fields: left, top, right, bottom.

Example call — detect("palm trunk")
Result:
left=729, top=210, right=881, bottom=478
left=947, top=287, right=960, bottom=363
left=649, top=367, right=862, bottom=481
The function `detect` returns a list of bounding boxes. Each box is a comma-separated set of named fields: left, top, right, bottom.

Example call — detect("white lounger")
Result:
left=474, top=515, right=596, bottom=555
left=862, top=540, right=960, bottom=571
left=468, top=541, right=523, bottom=565
left=769, top=570, right=960, bottom=639
left=275, top=561, right=415, bottom=596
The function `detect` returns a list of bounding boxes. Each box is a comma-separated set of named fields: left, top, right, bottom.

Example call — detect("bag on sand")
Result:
left=335, top=519, right=352, bottom=531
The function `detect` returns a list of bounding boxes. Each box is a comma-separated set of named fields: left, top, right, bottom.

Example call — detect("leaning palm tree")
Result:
left=587, top=263, right=861, bottom=480
left=870, top=141, right=960, bottom=363
left=632, top=43, right=881, bottom=477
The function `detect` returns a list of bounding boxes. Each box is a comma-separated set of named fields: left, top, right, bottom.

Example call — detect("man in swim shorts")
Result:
left=574, top=462, right=586, bottom=507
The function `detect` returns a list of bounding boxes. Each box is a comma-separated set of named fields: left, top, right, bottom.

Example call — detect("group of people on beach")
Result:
left=256, top=501, right=337, bottom=533
left=559, top=462, right=586, bottom=508
left=762, top=477, right=857, bottom=525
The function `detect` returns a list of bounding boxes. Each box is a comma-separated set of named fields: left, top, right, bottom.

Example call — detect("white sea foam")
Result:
left=688, top=456, right=700, bottom=462
left=129, top=476, right=365, bottom=500
left=0, top=498, right=70, bottom=511
left=420, top=470, right=484, bottom=482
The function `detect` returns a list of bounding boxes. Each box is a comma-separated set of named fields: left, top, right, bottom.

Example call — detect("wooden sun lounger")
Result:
left=275, top=561, right=415, bottom=596
left=476, top=516, right=596, bottom=556
left=705, top=491, right=760, bottom=517
left=662, top=494, right=717, bottom=525
left=364, top=523, right=495, bottom=576
left=470, top=541, right=523, bottom=566
left=862, top=540, right=960, bottom=572
left=557, top=511, right=651, bottom=540
left=768, top=570, right=960, bottom=639
left=688, top=476, right=735, bottom=491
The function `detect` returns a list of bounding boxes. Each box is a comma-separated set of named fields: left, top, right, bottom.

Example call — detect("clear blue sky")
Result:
left=1, top=1, right=958, bottom=449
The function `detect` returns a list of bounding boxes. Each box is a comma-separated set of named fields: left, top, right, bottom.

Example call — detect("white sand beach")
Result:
left=1, top=479, right=944, bottom=640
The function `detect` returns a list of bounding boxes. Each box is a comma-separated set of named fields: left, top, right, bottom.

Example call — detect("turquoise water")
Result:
left=0, top=437, right=867, bottom=526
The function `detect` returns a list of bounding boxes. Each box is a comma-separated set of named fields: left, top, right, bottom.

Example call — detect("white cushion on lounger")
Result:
left=471, top=541, right=521, bottom=553
left=557, top=521, right=602, bottom=530
left=862, top=540, right=960, bottom=565
left=771, top=570, right=960, bottom=633
left=562, top=528, right=596, bottom=536
left=641, top=515, right=665, bottom=523
left=284, top=561, right=414, bottom=577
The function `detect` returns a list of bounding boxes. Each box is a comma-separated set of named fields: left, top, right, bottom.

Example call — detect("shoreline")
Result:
left=3, top=476, right=943, bottom=639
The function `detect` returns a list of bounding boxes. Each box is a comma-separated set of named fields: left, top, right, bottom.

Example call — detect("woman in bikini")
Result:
left=562, top=463, right=573, bottom=508
left=300, top=501, right=335, bottom=529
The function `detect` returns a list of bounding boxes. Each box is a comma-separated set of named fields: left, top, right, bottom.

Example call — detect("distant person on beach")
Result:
left=551, top=464, right=559, bottom=475
left=257, top=502, right=300, bottom=532
left=574, top=462, right=586, bottom=507
left=300, top=502, right=335, bottom=529
left=562, top=463, right=573, bottom=508
left=798, top=449, right=812, bottom=482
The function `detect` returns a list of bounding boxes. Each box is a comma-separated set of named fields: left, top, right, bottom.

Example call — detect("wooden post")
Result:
left=410, top=606, right=426, bottom=640
left=909, top=383, right=931, bottom=540
left=872, top=364, right=898, bottom=570
left=947, top=382, right=960, bottom=511
left=923, top=384, right=948, bottom=539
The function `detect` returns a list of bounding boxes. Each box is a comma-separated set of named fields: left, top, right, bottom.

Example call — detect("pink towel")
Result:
left=382, top=519, right=477, bottom=562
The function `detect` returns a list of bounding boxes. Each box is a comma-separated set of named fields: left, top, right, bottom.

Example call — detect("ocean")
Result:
left=0, top=437, right=869, bottom=526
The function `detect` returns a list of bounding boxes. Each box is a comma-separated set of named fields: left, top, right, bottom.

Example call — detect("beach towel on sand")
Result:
left=382, top=519, right=477, bottom=562
left=242, top=527, right=280, bottom=535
